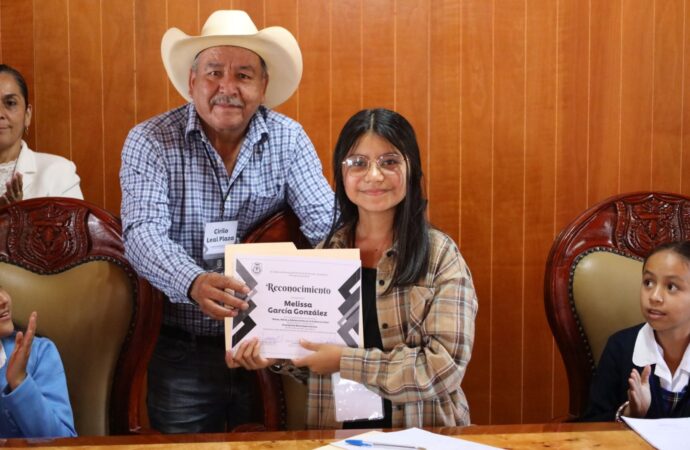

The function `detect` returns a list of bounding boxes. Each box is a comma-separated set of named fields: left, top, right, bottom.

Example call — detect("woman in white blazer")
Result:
left=0, top=64, right=83, bottom=206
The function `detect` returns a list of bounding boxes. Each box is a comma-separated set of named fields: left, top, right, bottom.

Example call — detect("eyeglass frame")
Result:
left=341, top=152, right=406, bottom=176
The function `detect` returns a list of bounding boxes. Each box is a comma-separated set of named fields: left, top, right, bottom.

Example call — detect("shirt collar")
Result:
left=633, top=323, right=690, bottom=391
left=0, top=339, right=6, bottom=369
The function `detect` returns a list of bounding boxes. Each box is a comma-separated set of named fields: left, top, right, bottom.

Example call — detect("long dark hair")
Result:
left=323, top=108, right=429, bottom=289
left=0, top=64, right=29, bottom=106
left=643, top=240, right=690, bottom=269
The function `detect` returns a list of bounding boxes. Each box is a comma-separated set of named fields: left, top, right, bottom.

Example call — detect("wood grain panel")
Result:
left=555, top=0, right=589, bottom=229
left=134, top=0, right=168, bottom=124
left=395, top=0, right=429, bottom=189
left=0, top=0, right=35, bottom=146
left=330, top=0, right=362, bottom=166
left=553, top=0, right=592, bottom=417
left=620, top=0, right=654, bottom=192
left=265, top=0, right=298, bottom=121
left=68, top=0, right=103, bottom=204
left=429, top=0, right=461, bottom=242
left=460, top=0, right=494, bottom=426
left=33, top=0, right=70, bottom=160
left=492, top=0, right=525, bottom=425
left=652, top=0, right=684, bottom=192
left=167, top=0, right=198, bottom=110
left=523, top=0, right=559, bottom=423
left=102, top=0, right=136, bottom=214
left=296, top=0, right=331, bottom=179
left=680, top=1, right=690, bottom=195
left=362, top=0, right=395, bottom=109
left=588, top=0, right=621, bottom=204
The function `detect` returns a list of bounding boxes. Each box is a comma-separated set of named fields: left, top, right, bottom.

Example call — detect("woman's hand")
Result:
left=291, top=340, right=344, bottom=375
left=225, top=337, right=277, bottom=370
left=627, top=365, right=652, bottom=418
left=6, top=311, right=36, bottom=391
left=0, top=173, right=23, bottom=207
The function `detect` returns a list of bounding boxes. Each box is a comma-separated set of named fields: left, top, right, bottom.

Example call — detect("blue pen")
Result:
left=344, top=439, right=426, bottom=450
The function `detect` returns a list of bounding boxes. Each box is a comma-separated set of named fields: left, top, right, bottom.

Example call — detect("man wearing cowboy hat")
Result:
left=119, top=10, right=333, bottom=433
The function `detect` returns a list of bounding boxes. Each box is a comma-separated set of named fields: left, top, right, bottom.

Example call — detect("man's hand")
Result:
left=189, top=272, right=251, bottom=320
left=6, top=311, right=36, bottom=391
left=225, top=337, right=277, bottom=369
left=291, top=340, right=344, bottom=375
left=627, top=365, right=652, bottom=418
left=0, top=173, right=23, bottom=207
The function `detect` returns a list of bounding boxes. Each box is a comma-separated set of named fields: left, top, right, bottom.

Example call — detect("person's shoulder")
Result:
left=609, top=323, right=645, bottom=343
left=29, top=149, right=76, bottom=170
left=262, top=108, right=304, bottom=132
left=428, top=228, right=461, bottom=257
left=130, top=104, right=189, bottom=138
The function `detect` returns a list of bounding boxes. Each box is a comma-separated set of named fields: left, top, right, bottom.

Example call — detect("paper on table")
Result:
left=319, top=427, right=502, bottom=450
left=622, top=416, right=690, bottom=450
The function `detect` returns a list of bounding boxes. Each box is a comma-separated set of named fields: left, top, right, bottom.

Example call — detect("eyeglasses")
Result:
left=342, top=153, right=405, bottom=176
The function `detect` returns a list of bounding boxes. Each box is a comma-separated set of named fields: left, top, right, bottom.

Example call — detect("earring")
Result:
left=23, top=126, right=29, bottom=136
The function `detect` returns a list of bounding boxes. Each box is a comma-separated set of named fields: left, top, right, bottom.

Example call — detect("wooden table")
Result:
left=0, top=422, right=651, bottom=449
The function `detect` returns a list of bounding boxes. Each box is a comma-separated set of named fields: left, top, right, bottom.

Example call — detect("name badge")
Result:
left=203, top=221, right=238, bottom=270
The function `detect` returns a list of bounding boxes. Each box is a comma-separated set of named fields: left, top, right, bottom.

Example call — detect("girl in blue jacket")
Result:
left=0, top=286, right=76, bottom=437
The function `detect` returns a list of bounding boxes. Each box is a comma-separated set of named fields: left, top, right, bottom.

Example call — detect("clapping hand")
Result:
left=627, top=365, right=652, bottom=418
left=0, top=172, right=23, bottom=207
left=6, top=311, right=36, bottom=392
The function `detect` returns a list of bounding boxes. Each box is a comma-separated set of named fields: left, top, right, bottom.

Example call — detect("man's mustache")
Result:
left=211, top=95, right=244, bottom=107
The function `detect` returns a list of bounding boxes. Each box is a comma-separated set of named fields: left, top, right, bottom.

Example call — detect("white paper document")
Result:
left=227, top=251, right=361, bottom=359
left=326, top=427, right=502, bottom=450
left=622, top=416, right=690, bottom=450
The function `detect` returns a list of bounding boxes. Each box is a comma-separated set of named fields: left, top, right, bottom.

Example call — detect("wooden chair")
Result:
left=241, top=208, right=311, bottom=431
left=544, top=191, right=690, bottom=420
left=0, top=198, right=163, bottom=435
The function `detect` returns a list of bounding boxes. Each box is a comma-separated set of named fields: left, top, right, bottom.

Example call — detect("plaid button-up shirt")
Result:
left=120, top=104, right=334, bottom=336
left=303, top=227, right=478, bottom=428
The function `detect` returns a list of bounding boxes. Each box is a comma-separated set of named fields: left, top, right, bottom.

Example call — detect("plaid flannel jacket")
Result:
left=303, top=227, right=478, bottom=428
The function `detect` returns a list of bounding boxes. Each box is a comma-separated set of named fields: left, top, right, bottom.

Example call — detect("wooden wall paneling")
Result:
left=555, top=0, right=589, bottom=228
left=587, top=0, right=622, bottom=204
left=134, top=0, right=168, bottom=124
left=459, top=0, right=494, bottom=425
left=265, top=0, right=298, bottom=121
left=33, top=0, right=70, bottom=160
left=491, top=0, right=526, bottom=425
left=1, top=0, right=35, bottom=147
left=296, top=0, right=331, bottom=179
left=553, top=0, right=592, bottom=416
left=361, top=0, right=395, bottom=110
left=396, top=0, right=429, bottom=197
left=620, top=0, right=654, bottom=193
left=102, top=0, right=136, bottom=214
left=68, top=0, right=104, bottom=205
left=680, top=0, right=690, bottom=195
left=523, top=0, right=559, bottom=423
left=167, top=0, right=198, bottom=110
left=330, top=0, right=362, bottom=164
left=429, top=0, right=461, bottom=243
left=652, top=0, right=685, bottom=192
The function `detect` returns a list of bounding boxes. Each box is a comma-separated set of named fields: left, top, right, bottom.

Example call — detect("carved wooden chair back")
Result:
left=0, top=198, right=162, bottom=435
left=544, top=191, right=690, bottom=420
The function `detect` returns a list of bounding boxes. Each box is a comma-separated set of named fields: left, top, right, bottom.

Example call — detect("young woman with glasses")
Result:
left=228, top=108, right=478, bottom=428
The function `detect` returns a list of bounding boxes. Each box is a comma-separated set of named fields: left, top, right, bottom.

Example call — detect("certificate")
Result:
left=225, top=248, right=361, bottom=360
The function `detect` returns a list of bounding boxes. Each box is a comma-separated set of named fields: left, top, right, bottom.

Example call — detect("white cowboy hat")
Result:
left=161, top=10, right=302, bottom=108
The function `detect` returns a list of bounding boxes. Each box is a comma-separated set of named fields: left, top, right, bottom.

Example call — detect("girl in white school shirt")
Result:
left=583, top=240, right=690, bottom=421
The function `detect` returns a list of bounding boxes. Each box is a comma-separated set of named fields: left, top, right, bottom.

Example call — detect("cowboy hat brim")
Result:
left=161, top=26, right=302, bottom=109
